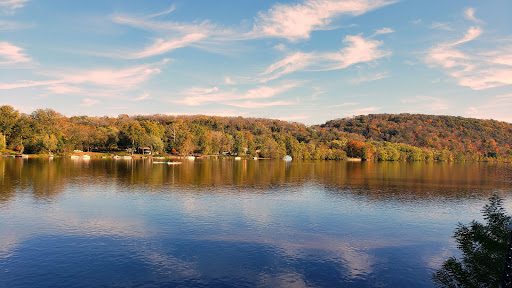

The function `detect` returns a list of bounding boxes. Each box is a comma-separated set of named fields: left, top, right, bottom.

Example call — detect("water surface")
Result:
left=1, top=158, right=511, bottom=287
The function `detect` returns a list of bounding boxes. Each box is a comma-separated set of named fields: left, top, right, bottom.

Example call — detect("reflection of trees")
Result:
left=433, top=196, right=510, bottom=287
left=0, top=159, right=511, bottom=203
left=0, top=158, right=69, bottom=201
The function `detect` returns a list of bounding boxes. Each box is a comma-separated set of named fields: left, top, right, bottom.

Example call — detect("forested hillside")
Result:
left=0, top=105, right=510, bottom=162
left=320, top=114, right=512, bottom=161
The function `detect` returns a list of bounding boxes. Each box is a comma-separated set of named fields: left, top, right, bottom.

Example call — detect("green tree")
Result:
left=433, top=195, right=511, bottom=287
left=233, top=132, right=245, bottom=155
left=42, top=134, right=58, bottom=153
left=0, top=105, right=19, bottom=148
left=120, top=122, right=145, bottom=154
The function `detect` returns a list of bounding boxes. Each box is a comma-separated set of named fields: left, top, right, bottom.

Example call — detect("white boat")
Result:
left=70, top=155, right=79, bottom=159
left=185, top=156, right=195, bottom=160
left=153, top=161, right=181, bottom=165
left=82, top=155, right=91, bottom=159
left=123, top=156, right=132, bottom=159
left=253, top=157, right=258, bottom=160
left=234, top=156, right=241, bottom=160
left=282, top=155, right=292, bottom=161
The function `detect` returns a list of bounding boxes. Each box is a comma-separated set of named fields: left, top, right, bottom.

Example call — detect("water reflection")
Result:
left=0, top=158, right=510, bottom=203
left=0, top=158, right=511, bottom=287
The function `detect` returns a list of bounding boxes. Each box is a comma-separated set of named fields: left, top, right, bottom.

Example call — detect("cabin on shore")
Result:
left=138, top=147, right=152, bottom=155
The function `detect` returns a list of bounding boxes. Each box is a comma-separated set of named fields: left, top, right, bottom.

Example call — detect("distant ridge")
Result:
left=0, top=106, right=511, bottom=161
left=320, top=113, right=512, bottom=160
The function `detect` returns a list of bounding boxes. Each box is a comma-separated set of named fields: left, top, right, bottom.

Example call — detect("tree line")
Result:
left=0, top=105, right=510, bottom=161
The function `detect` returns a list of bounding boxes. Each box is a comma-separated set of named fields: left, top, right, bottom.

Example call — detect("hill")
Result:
left=319, top=114, right=512, bottom=161
left=0, top=105, right=510, bottom=162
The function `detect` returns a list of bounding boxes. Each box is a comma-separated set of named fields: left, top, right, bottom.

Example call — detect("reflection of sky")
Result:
left=1, top=161, right=511, bottom=287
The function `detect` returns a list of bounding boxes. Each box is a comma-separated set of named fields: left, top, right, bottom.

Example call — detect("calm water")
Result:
left=1, top=158, right=511, bottom=287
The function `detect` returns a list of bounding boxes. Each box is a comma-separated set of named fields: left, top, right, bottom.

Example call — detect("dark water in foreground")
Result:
left=1, top=158, right=511, bottom=287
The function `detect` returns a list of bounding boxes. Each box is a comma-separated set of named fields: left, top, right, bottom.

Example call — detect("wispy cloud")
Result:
left=132, top=92, right=151, bottom=101
left=0, top=20, right=33, bottom=30
left=129, top=34, right=206, bottom=59
left=349, top=72, right=389, bottom=84
left=110, top=8, right=233, bottom=58
left=401, top=96, right=449, bottom=111
left=464, top=7, right=483, bottom=24
left=175, top=82, right=299, bottom=106
left=0, top=41, right=32, bottom=65
left=425, top=14, right=512, bottom=90
left=372, top=27, right=394, bottom=37
left=80, top=98, right=100, bottom=107
left=0, top=0, right=29, bottom=14
left=429, top=22, right=454, bottom=31
left=466, top=95, right=512, bottom=123
left=278, top=115, right=310, bottom=121
left=328, top=102, right=358, bottom=108
left=0, top=59, right=169, bottom=92
left=46, top=85, right=82, bottom=94
left=425, top=9, right=512, bottom=90
left=254, top=34, right=390, bottom=82
left=226, top=100, right=293, bottom=108
left=345, top=106, right=381, bottom=116
left=249, top=0, right=397, bottom=41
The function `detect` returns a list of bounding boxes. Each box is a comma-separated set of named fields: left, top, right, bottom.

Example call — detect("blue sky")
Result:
left=1, top=0, right=511, bottom=124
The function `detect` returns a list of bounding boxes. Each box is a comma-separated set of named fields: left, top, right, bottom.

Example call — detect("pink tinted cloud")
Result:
left=256, top=35, right=390, bottom=82
left=177, top=83, right=299, bottom=106
left=0, top=59, right=168, bottom=93
left=426, top=20, right=512, bottom=90
left=80, top=98, right=100, bottom=107
left=0, top=41, right=31, bottom=65
left=0, top=0, right=29, bottom=14
left=251, top=0, right=396, bottom=41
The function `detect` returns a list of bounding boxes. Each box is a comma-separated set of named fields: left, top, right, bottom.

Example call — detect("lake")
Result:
left=1, top=158, right=511, bottom=287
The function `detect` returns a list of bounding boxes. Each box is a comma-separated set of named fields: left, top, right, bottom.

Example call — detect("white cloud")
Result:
left=0, top=80, right=59, bottom=90
left=0, top=41, right=32, bottom=65
left=80, top=98, right=100, bottom=107
left=425, top=15, right=512, bottom=90
left=146, top=6, right=176, bottom=19
left=250, top=0, right=396, bottom=41
left=224, top=76, right=235, bottom=85
left=341, top=106, right=381, bottom=116
left=349, top=72, right=389, bottom=84
left=132, top=93, right=151, bottom=101
left=401, top=96, right=449, bottom=111
left=255, top=35, right=390, bottom=82
left=450, top=26, right=482, bottom=46
left=464, top=7, right=482, bottom=23
left=226, top=100, right=293, bottom=108
left=176, top=82, right=299, bottom=106
left=110, top=9, right=233, bottom=58
left=273, top=43, right=287, bottom=51
left=466, top=95, right=512, bottom=123
left=52, top=59, right=169, bottom=88
left=329, top=102, right=358, bottom=108
left=0, top=59, right=169, bottom=92
left=0, top=0, right=29, bottom=14
left=0, top=20, right=33, bottom=30
left=46, top=85, right=82, bottom=94
left=372, top=27, right=394, bottom=36
left=429, top=22, right=454, bottom=31
left=278, top=115, right=310, bottom=121
left=129, top=33, right=206, bottom=59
